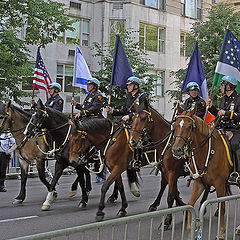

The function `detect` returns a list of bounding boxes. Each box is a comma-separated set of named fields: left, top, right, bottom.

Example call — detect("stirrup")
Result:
left=228, top=172, right=240, bottom=184
left=129, top=160, right=141, bottom=171
left=47, top=152, right=55, bottom=160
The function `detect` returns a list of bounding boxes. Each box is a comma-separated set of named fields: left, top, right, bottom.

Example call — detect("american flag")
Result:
left=32, top=47, right=52, bottom=97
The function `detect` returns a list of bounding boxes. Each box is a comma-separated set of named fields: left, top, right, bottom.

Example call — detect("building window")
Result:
left=110, top=20, right=125, bottom=46
left=139, top=23, right=165, bottom=53
left=140, top=0, right=165, bottom=10
left=57, top=64, right=74, bottom=92
left=153, top=71, right=165, bottom=97
left=70, top=1, right=81, bottom=10
left=57, top=18, right=90, bottom=46
left=180, top=33, right=187, bottom=56
left=181, top=0, right=202, bottom=20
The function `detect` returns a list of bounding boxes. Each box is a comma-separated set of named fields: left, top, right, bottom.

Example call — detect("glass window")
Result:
left=180, top=33, right=186, bottom=56
left=110, top=20, right=125, bottom=46
left=181, top=0, right=201, bottom=20
left=56, top=64, right=73, bottom=92
left=145, top=0, right=157, bottom=8
left=139, top=23, right=165, bottom=53
left=140, top=0, right=165, bottom=10
left=153, top=71, right=165, bottom=97
left=58, top=18, right=90, bottom=46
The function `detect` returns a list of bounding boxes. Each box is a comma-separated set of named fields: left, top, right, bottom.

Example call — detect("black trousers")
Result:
left=0, top=152, right=10, bottom=187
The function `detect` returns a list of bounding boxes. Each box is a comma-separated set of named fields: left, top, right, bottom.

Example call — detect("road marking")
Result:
left=0, top=215, right=38, bottom=223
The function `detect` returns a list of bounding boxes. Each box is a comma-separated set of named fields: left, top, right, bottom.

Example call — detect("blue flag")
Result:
left=72, top=45, right=91, bottom=92
left=111, top=35, right=133, bottom=88
left=182, top=41, right=208, bottom=102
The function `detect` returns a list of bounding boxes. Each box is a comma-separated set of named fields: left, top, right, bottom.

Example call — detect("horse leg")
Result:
left=215, top=183, right=226, bottom=239
left=12, top=159, right=29, bottom=205
left=126, top=168, right=140, bottom=197
left=96, top=168, right=120, bottom=221
left=115, top=176, right=128, bottom=217
left=76, top=166, right=88, bottom=209
left=69, top=176, right=79, bottom=198
left=198, top=186, right=210, bottom=216
left=149, top=173, right=168, bottom=211
left=187, top=180, right=205, bottom=232
left=41, top=160, right=66, bottom=211
left=84, top=168, right=92, bottom=196
left=36, top=160, right=51, bottom=190
left=107, top=181, right=119, bottom=203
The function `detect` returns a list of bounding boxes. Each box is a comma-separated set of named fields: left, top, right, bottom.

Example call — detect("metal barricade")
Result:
left=197, top=194, right=240, bottom=240
left=9, top=205, right=197, bottom=240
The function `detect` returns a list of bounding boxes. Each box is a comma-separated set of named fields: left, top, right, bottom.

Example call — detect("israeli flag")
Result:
left=72, top=45, right=92, bottom=92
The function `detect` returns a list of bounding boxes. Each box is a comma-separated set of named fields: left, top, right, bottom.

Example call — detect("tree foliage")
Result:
left=167, top=3, right=240, bottom=104
left=0, top=0, right=74, bottom=105
left=92, top=30, right=156, bottom=109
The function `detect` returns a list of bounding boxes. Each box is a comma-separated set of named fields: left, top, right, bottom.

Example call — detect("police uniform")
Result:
left=75, top=90, right=103, bottom=120
left=209, top=91, right=240, bottom=152
left=184, top=96, right=206, bottom=120
left=112, top=90, right=149, bottom=119
left=45, top=94, right=64, bottom=112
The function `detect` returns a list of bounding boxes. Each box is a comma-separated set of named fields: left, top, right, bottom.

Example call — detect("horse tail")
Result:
left=126, top=168, right=140, bottom=187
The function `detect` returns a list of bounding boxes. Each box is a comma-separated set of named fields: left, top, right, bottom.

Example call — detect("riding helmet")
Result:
left=87, top=77, right=100, bottom=87
left=126, top=76, right=141, bottom=86
left=48, top=82, right=62, bottom=91
left=186, top=82, right=199, bottom=91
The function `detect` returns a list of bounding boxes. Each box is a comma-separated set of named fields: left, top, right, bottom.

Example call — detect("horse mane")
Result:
left=81, top=118, right=112, bottom=134
left=149, top=105, right=170, bottom=125
left=46, top=107, right=68, bottom=124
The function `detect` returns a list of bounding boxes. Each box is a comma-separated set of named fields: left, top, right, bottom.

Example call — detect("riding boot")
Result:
left=130, top=149, right=142, bottom=172
left=93, top=152, right=105, bottom=182
left=228, top=149, right=240, bottom=184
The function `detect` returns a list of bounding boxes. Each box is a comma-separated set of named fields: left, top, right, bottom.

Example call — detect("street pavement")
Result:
left=0, top=167, right=239, bottom=240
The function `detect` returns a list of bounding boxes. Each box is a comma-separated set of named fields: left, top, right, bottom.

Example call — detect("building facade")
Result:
left=23, top=0, right=227, bottom=119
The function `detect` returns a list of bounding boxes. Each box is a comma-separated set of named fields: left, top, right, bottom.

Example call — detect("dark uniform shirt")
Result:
left=112, top=90, right=149, bottom=119
left=76, top=90, right=103, bottom=120
left=183, top=96, right=206, bottom=120
left=209, top=91, right=240, bottom=131
left=45, top=94, right=64, bottom=112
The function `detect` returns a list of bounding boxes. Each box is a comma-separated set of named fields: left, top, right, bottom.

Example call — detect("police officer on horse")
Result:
left=184, top=82, right=206, bottom=119
left=208, top=75, right=240, bottom=184
left=106, top=76, right=149, bottom=171
left=31, top=82, right=64, bottom=112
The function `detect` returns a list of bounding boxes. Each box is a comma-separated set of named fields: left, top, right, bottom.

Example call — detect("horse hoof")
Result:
left=96, top=212, right=105, bottom=222
left=148, top=206, right=157, bottom=212
left=69, top=191, right=77, bottom=198
left=130, top=183, right=140, bottom=197
left=41, top=205, right=50, bottom=211
left=107, top=196, right=117, bottom=204
left=236, top=226, right=240, bottom=235
left=12, top=199, right=23, bottom=205
left=164, top=223, right=171, bottom=231
left=216, top=234, right=225, bottom=240
left=118, top=210, right=127, bottom=217
left=78, top=202, right=87, bottom=209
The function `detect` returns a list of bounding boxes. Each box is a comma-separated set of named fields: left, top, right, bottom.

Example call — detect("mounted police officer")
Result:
left=184, top=82, right=206, bottom=120
left=31, top=82, right=64, bottom=112
left=71, top=77, right=105, bottom=182
left=207, top=75, right=240, bottom=184
left=71, top=77, right=103, bottom=120
left=106, top=76, right=149, bottom=171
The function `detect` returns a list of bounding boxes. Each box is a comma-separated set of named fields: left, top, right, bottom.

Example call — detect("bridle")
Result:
left=0, top=112, right=11, bottom=132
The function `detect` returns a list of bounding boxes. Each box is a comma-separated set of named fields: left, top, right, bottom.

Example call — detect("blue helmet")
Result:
left=127, top=76, right=141, bottom=86
left=48, top=82, right=61, bottom=91
left=186, top=82, right=199, bottom=91
left=220, top=75, right=237, bottom=86
left=87, top=77, right=100, bottom=87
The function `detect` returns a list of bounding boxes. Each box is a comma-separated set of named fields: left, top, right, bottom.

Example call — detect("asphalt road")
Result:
left=0, top=167, right=240, bottom=240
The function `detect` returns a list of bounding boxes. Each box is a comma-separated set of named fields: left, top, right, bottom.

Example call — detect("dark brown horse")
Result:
left=0, top=102, right=84, bottom=205
left=68, top=118, right=156, bottom=221
left=171, top=106, right=232, bottom=239
left=129, top=102, right=212, bottom=230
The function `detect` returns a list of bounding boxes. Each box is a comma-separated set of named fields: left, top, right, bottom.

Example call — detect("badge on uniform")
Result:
left=98, top=96, right=102, bottom=101
left=201, top=101, right=205, bottom=106
left=88, top=98, right=92, bottom=102
left=59, top=100, right=63, bottom=104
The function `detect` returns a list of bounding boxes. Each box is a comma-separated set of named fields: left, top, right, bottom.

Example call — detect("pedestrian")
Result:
left=71, top=77, right=105, bottom=182
left=183, top=81, right=206, bottom=119
left=106, top=76, right=149, bottom=171
left=0, top=131, right=16, bottom=192
left=207, top=75, right=240, bottom=184
left=31, top=82, right=64, bottom=112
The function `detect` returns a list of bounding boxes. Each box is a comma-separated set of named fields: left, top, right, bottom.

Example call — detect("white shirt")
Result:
left=0, top=132, right=15, bottom=153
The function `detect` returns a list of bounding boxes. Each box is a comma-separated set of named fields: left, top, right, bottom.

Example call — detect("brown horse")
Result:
left=68, top=118, right=157, bottom=221
left=171, top=106, right=232, bottom=239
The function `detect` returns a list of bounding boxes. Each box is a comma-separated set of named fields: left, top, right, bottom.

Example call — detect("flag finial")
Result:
left=75, top=36, right=79, bottom=44
left=195, top=34, right=199, bottom=41
left=226, top=23, right=229, bottom=29
left=37, top=39, right=41, bottom=46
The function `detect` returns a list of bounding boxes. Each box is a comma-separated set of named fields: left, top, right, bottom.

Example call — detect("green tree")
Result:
left=167, top=2, right=240, bottom=104
left=92, top=30, right=156, bottom=109
left=0, top=0, right=73, bottom=105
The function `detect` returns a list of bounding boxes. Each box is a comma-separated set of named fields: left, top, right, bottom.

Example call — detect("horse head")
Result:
left=68, top=120, right=90, bottom=166
left=171, top=104, right=196, bottom=159
left=0, top=101, right=13, bottom=131
left=24, top=99, right=47, bottom=138
left=129, top=101, right=153, bottom=148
